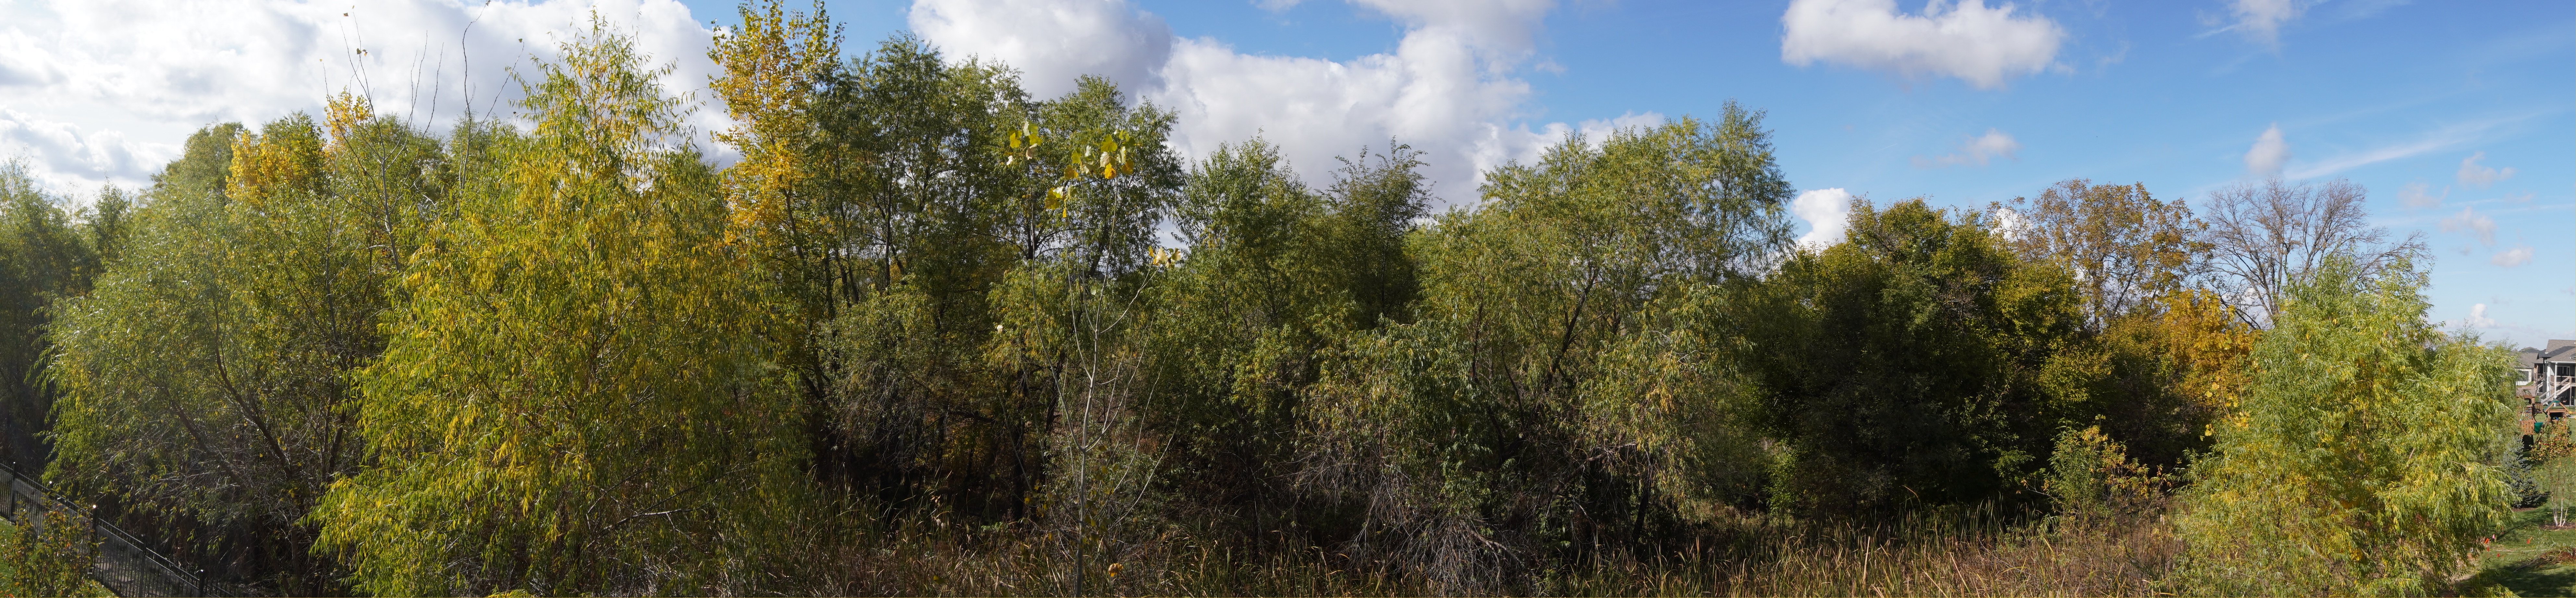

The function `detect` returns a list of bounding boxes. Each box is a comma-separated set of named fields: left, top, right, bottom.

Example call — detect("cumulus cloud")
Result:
left=2456, top=151, right=2515, bottom=189
left=2227, top=0, right=2301, bottom=46
left=2439, top=205, right=2495, bottom=246
left=2243, top=123, right=2289, bottom=179
left=0, top=108, right=170, bottom=188
left=909, top=0, right=1173, bottom=99
left=2465, top=303, right=2497, bottom=328
left=1792, top=188, right=1855, bottom=249
left=2395, top=181, right=2445, bottom=208
left=913, top=0, right=1579, bottom=205
left=1780, top=0, right=2064, bottom=90
left=2492, top=245, right=2533, bottom=267
left=1911, top=128, right=2019, bottom=168
left=0, top=0, right=724, bottom=196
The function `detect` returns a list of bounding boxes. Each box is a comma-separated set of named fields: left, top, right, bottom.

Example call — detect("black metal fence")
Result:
left=0, top=462, right=212, bottom=597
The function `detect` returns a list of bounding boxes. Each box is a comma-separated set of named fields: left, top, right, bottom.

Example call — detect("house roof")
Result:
left=2527, top=340, right=2576, bottom=368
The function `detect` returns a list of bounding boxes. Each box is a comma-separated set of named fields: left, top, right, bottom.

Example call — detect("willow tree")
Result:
left=1141, top=139, right=1427, bottom=539
left=310, top=28, right=803, bottom=596
left=2176, top=257, right=2517, bottom=596
left=44, top=98, right=441, bottom=593
left=1303, top=105, right=1793, bottom=592
left=0, top=161, right=101, bottom=469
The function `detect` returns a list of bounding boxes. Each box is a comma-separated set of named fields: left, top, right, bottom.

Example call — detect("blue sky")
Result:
left=0, top=0, right=2566, bottom=346
left=699, top=0, right=2576, bottom=348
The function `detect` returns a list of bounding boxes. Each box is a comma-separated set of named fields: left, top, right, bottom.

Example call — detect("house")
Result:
left=2521, top=340, right=2576, bottom=419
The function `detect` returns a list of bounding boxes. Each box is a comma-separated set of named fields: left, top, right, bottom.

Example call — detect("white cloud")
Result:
left=2492, top=245, right=2534, bottom=267
left=2280, top=114, right=2530, bottom=181
left=909, top=0, right=1173, bottom=99
left=2396, top=181, right=2445, bottom=208
left=2228, top=0, right=2301, bottom=46
left=2456, top=151, right=2515, bottom=188
left=2439, top=205, right=2495, bottom=246
left=1991, top=205, right=2026, bottom=242
left=0, top=0, right=725, bottom=196
left=1792, top=188, right=1855, bottom=249
left=912, top=0, right=1579, bottom=205
left=1346, top=0, right=1556, bottom=56
left=1779, top=0, right=2065, bottom=90
left=2466, top=303, right=2497, bottom=328
left=1911, top=128, right=2019, bottom=168
left=0, top=108, right=171, bottom=189
left=2243, top=123, right=2289, bottom=179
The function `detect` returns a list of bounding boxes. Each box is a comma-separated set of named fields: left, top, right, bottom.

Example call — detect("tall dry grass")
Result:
left=730, top=499, right=2182, bottom=597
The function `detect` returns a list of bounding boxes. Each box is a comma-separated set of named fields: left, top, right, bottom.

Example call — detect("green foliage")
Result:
left=1732, top=198, right=2092, bottom=514
left=10, top=6, right=2530, bottom=595
left=1138, top=139, right=1427, bottom=535
left=2176, top=257, right=2519, bottom=596
left=43, top=98, right=446, bottom=592
left=1995, top=179, right=2206, bottom=328
left=2044, top=426, right=2167, bottom=518
left=1303, top=106, right=1793, bottom=592
left=308, top=27, right=805, bottom=596
left=0, top=162, right=100, bottom=468
left=2531, top=421, right=2576, bottom=525
left=0, top=507, right=103, bottom=598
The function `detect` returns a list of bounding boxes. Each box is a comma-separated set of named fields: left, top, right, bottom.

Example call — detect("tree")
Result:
left=2200, top=179, right=2423, bottom=327
left=2083, top=289, right=2257, bottom=469
left=0, top=162, right=101, bottom=469
left=309, top=28, right=804, bottom=596
left=1302, top=106, right=1793, bottom=592
left=2176, top=256, right=2517, bottom=595
left=2527, top=420, right=2576, bottom=525
left=1994, top=178, right=2205, bottom=329
left=1731, top=198, right=2094, bottom=515
left=43, top=99, right=434, bottom=592
left=1135, top=139, right=1429, bottom=544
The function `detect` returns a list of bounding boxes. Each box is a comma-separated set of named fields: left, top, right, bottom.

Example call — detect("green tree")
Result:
left=1135, top=139, right=1428, bottom=541
left=2526, top=421, right=2575, bottom=522
left=42, top=98, right=433, bottom=592
left=1730, top=198, right=2092, bottom=515
left=309, top=28, right=804, bottom=596
left=1303, top=106, right=1793, bottom=592
left=2176, top=257, right=2518, bottom=596
left=0, top=162, right=100, bottom=469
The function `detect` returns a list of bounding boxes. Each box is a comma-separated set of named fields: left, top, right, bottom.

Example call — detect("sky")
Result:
left=0, top=0, right=2567, bottom=347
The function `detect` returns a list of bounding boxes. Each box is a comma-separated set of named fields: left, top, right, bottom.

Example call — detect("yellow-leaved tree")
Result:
left=309, top=25, right=804, bottom=596
left=2175, top=256, right=2517, bottom=596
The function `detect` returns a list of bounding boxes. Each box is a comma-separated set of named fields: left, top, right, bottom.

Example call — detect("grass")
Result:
left=749, top=503, right=2184, bottom=596
left=2468, top=507, right=2576, bottom=597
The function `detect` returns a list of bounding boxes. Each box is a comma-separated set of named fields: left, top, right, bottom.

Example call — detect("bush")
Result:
left=0, top=506, right=103, bottom=597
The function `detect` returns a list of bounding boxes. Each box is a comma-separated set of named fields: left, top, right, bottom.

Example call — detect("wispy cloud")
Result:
left=1911, top=128, right=2020, bottom=168
left=2397, top=181, right=2446, bottom=208
left=2281, top=113, right=2541, bottom=180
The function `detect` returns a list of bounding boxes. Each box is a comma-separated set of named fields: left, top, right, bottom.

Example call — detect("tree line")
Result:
left=0, top=3, right=2521, bottom=595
